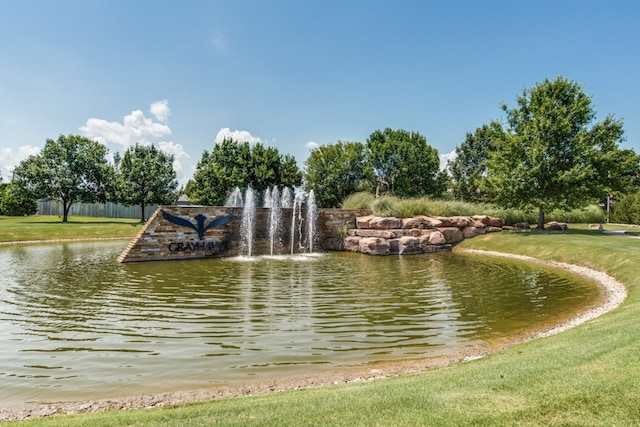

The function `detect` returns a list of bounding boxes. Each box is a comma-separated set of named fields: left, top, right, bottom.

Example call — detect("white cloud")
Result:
left=80, top=103, right=171, bottom=148
left=305, top=141, right=319, bottom=150
left=215, top=128, right=263, bottom=145
left=0, top=145, right=40, bottom=180
left=79, top=101, right=191, bottom=186
left=149, top=100, right=170, bottom=123
left=439, top=149, right=457, bottom=171
left=159, top=140, right=191, bottom=185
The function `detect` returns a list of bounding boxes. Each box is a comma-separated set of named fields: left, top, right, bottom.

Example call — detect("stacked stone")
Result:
left=343, top=215, right=504, bottom=255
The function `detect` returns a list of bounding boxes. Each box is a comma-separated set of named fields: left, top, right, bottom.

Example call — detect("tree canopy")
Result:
left=484, top=76, right=639, bottom=229
left=186, top=138, right=302, bottom=206
left=366, top=128, right=446, bottom=198
left=115, top=143, right=179, bottom=222
left=303, top=141, right=374, bottom=207
left=12, top=134, right=112, bottom=222
left=448, top=122, right=503, bottom=202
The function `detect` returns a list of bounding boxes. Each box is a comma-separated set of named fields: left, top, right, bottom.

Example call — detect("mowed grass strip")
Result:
left=0, top=216, right=142, bottom=243
left=5, top=227, right=640, bottom=426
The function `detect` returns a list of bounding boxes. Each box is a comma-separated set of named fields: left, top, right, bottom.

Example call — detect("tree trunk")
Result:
left=537, top=206, right=545, bottom=230
left=140, top=201, right=146, bottom=223
left=62, top=201, right=71, bottom=223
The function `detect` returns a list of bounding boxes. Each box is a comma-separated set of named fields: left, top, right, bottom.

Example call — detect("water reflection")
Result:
left=0, top=241, right=599, bottom=407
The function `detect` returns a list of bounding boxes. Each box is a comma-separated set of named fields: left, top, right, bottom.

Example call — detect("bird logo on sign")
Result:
left=161, top=210, right=235, bottom=240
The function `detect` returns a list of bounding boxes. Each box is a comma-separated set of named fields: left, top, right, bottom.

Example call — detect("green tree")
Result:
left=449, top=122, right=503, bottom=202
left=610, top=191, right=640, bottom=225
left=366, top=128, right=445, bottom=198
left=303, top=141, right=374, bottom=207
left=485, top=76, right=636, bottom=229
left=115, top=143, right=178, bottom=223
left=0, top=182, right=38, bottom=216
left=12, top=134, right=113, bottom=222
left=187, top=138, right=302, bottom=206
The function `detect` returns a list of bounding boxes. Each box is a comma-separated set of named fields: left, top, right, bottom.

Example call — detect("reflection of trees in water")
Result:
left=441, top=254, right=600, bottom=338
left=5, top=242, right=125, bottom=335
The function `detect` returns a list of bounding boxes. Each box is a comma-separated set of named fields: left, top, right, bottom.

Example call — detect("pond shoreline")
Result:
left=0, top=249, right=627, bottom=422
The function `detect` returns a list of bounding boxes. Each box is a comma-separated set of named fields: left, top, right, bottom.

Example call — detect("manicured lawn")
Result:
left=0, top=215, right=142, bottom=243
left=4, top=226, right=640, bottom=426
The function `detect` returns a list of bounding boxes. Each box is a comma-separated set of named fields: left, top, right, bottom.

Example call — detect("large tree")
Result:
left=485, top=76, right=638, bottom=229
left=366, top=128, right=445, bottom=197
left=115, top=143, right=179, bottom=223
left=304, top=141, right=374, bottom=207
left=187, top=138, right=302, bottom=206
left=13, top=134, right=112, bottom=222
left=448, top=122, right=503, bottom=202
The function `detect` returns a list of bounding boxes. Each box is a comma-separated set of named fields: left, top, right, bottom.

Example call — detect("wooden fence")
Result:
left=37, top=200, right=159, bottom=220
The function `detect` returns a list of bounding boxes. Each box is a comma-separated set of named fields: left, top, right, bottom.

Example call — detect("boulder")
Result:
left=401, top=215, right=442, bottom=229
left=343, top=236, right=361, bottom=252
left=356, top=215, right=375, bottom=229
left=405, top=228, right=421, bottom=237
left=448, top=216, right=473, bottom=228
left=471, top=215, right=491, bottom=225
left=358, top=237, right=390, bottom=255
left=488, top=217, right=506, bottom=227
left=427, top=230, right=447, bottom=245
left=437, top=227, right=465, bottom=244
left=397, top=236, right=422, bottom=254
left=589, top=223, right=603, bottom=230
left=470, top=218, right=486, bottom=228
left=369, top=216, right=402, bottom=229
left=351, top=229, right=397, bottom=238
left=513, top=222, right=531, bottom=230
left=546, top=221, right=568, bottom=231
left=462, top=226, right=482, bottom=239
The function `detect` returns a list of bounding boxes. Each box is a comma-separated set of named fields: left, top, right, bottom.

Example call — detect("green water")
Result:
left=0, top=241, right=600, bottom=407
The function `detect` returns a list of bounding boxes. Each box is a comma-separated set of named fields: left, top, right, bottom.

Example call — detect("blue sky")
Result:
left=1, top=0, right=639, bottom=185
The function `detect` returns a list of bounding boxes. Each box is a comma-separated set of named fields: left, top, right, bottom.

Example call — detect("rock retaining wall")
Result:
left=343, top=214, right=505, bottom=255
left=118, top=206, right=369, bottom=262
left=117, top=206, right=505, bottom=262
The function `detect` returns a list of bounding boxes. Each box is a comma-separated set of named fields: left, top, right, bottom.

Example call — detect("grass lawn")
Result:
left=0, top=215, right=142, bottom=243
left=3, top=225, right=640, bottom=426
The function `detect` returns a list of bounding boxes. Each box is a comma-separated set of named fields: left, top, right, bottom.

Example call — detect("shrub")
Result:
left=610, top=192, right=640, bottom=225
left=341, top=192, right=376, bottom=211
left=340, top=192, right=606, bottom=225
left=0, top=184, right=38, bottom=216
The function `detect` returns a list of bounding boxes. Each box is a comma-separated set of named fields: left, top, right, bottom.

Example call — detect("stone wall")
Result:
left=117, top=206, right=504, bottom=262
left=343, top=214, right=504, bottom=255
left=118, top=206, right=369, bottom=263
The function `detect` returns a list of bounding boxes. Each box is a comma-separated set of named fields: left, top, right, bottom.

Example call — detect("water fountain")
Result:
left=306, top=190, right=317, bottom=253
left=281, top=187, right=292, bottom=209
left=224, top=187, right=243, bottom=207
left=263, top=187, right=272, bottom=208
left=268, top=186, right=281, bottom=255
left=240, top=187, right=255, bottom=256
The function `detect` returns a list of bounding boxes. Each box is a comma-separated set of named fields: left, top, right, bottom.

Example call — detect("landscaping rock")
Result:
left=437, top=227, right=465, bottom=244
left=342, top=214, right=505, bottom=256
left=358, top=237, right=390, bottom=255
left=369, top=216, right=402, bottom=229
left=513, top=222, right=531, bottom=230
left=356, top=215, right=375, bottom=229
left=546, top=221, right=568, bottom=231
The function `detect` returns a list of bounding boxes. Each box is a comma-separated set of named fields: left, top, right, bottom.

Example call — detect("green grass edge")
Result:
left=4, top=226, right=640, bottom=426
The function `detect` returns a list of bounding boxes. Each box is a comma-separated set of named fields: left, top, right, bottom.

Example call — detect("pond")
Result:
left=0, top=241, right=600, bottom=408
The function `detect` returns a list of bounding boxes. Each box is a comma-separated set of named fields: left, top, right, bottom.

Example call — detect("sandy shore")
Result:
left=0, top=250, right=627, bottom=421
